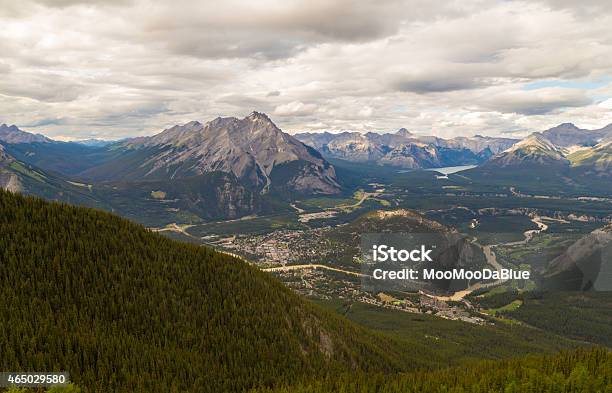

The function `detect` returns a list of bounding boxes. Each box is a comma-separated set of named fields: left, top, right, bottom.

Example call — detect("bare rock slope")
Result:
left=83, top=112, right=341, bottom=195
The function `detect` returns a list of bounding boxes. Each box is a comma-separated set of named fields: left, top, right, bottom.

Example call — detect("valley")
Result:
left=3, top=188, right=602, bottom=392
left=3, top=2, right=612, bottom=391
left=1, top=114, right=610, bottom=392
left=145, top=156, right=610, bottom=328
left=6, top=118, right=608, bottom=323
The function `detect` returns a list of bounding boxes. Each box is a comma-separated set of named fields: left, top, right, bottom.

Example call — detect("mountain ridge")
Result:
left=568, top=141, right=612, bottom=177
left=483, top=133, right=570, bottom=169
left=541, top=122, right=612, bottom=147
left=0, top=123, right=52, bottom=144
left=82, top=112, right=341, bottom=195
left=2, top=118, right=610, bottom=221
left=294, top=129, right=518, bottom=169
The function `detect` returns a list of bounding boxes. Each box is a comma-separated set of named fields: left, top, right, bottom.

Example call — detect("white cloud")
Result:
left=274, top=101, right=317, bottom=117
left=0, top=0, right=610, bottom=140
left=473, top=87, right=592, bottom=115
left=598, top=98, right=612, bottom=109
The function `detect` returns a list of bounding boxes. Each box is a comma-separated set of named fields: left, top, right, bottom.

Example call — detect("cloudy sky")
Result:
left=0, top=0, right=611, bottom=140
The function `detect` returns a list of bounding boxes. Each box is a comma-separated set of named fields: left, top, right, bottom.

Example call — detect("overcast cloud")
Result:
left=0, top=0, right=611, bottom=140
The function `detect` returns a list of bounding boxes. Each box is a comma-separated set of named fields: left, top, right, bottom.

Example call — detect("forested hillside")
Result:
left=0, top=189, right=417, bottom=392
left=505, top=291, right=612, bottom=347
left=253, top=348, right=612, bottom=393
left=0, top=190, right=608, bottom=393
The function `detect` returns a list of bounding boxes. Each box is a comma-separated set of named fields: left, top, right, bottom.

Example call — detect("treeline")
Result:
left=252, top=348, right=612, bottom=393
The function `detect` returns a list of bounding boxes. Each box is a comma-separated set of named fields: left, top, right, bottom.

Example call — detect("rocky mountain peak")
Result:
left=184, top=120, right=202, bottom=127
left=540, top=122, right=609, bottom=147
left=0, top=124, right=52, bottom=144
left=104, top=113, right=340, bottom=195
left=485, top=133, right=569, bottom=169
left=512, top=133, right=560, bottom=152
left=396, top=128, right=413, bottom=137
left=246, top=111, right=272, bottom=122
left=555, top=122, right=579, bottom=129
left=294, top=128, right=519, bottom=167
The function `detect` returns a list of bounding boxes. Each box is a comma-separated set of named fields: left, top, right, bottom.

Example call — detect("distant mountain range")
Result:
left=481, top=126, right=611, bottom=179
left=74, top=138, right=115, bottom=147
left=295, top=129, right=518, bottom=169
left=483, top=133, right=570, bottom=170
left=1, top=116, right=610, bottom=222
left=568, top=141, right=612, bottom=178
left=540, top=122, right=612, bottom=147
left=459, top=123, right=611, bottom=197
left=0, top=141, right=106, bottom=208
left=295, top=122, right=612, bottom=174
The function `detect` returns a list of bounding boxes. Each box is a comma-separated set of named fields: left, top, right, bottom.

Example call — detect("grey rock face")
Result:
left=541, top=122, right=612, bottom=147
left=121, top=112, right=340, bottom=194
left=0, top=144, right=9, bottom=161
left=0, top=144, right=22, bottom=192
left=0, top=144, right=15, bottom=168
left=378, top=143, right=440, bottom=168
left=0, top=124, right=52, bottom=144
left=543, top=225, right=612, bottom=291
left=295, top=128, right=518, bottom=168
left=438, top=135, right=517, bottom=155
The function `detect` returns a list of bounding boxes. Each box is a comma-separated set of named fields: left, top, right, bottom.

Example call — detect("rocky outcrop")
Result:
left=542, top=225, right=612, bottom=291
left=0, top=124, right=52, bottom=144
left=0, top=144, right=20, bottom=192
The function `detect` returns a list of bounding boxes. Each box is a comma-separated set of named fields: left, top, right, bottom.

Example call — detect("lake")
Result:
left=424, top=165, right=477, bottom=175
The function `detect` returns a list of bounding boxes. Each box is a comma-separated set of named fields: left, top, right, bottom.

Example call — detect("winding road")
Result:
left=263, top=264, right=365, bottom=277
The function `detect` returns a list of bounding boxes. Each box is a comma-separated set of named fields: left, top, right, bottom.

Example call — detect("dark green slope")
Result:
left=253, top=348, right=611, bottom=393
left=93, top=172, right=263, bottom=226
left=0, top=190, right=435, bottom=392
left=4, top=141, right=120, bottom=177
left=318, top=300, right=583, bottom=362
left=0, top=190, right=599, bottom=393
left=75, top=145, right=178, bottom=182
left=0, top=146, right=107, bottom=210
left=505, top=291, right=612, bottom=348
left=2, top=142, right=267, bottom=225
